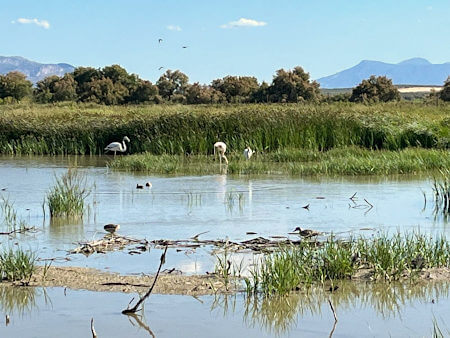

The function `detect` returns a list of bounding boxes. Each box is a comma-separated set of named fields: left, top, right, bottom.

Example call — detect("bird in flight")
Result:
left=182, top=46, right=188, bottom=48
left=158, top=38, right=163, bottom=43
left=158, top=66, right=164, bottom=70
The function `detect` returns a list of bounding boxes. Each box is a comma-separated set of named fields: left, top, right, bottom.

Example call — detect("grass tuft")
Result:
left=0, top=247, right=36, bottom=282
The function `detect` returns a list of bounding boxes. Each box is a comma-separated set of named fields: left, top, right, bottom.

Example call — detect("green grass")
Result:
left=0, top=102, right=448, bottom=155
left=1, top=196, right=28, bottom=232
left=246, top=232, right=450, bottom=295
left=108, top=147, right=450, bottom=176
left=432, top=170, right=450, bottom=217
left=0, top=247, right=36, bottom=282
left=46, top=168, right=91, bottom=217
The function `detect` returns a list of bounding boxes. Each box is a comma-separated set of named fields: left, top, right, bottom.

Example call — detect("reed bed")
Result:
left=245, top=232, right=450, bottom=295
left=46, top=168, right=91, bottom=217
left=432, top=170, right=450, bottom=216
left=0, top=102, right=448, bottom=155
left=109, top=147, right=450, bottom=176
left=0, top=247, right=36, bottom=282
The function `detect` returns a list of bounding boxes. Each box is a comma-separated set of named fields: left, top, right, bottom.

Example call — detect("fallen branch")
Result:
left=122, top=246, right=168, bottom=314
left=328, top=299, right=338, bottom=338
left=91, top=318, right=97, bottom=338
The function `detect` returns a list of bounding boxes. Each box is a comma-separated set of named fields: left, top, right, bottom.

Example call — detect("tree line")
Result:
left=0, top=64, right=449, bottom=104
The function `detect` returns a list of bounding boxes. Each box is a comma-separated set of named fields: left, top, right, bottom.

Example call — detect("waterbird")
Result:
left=292, top=227, right=321, bottom=238
left=104, top=136, right=130, bottom=156
left=213, top=141, right=228, bottom=165
left=104, top=223, right=120, bottom=234
left=145, top=182, right=152, bottom=188
left=302, top=203, right=310, bottom=210
left=136, top=184, right=144, bottom=189
left=243, top=146, right=254, bottom=160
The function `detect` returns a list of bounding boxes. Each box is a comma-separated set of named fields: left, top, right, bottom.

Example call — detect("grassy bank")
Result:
left=0, top=102, right=448, bottom=155
left=245, top=232, right=450, bottom=295
left=108, top=147, right=450, bottom=175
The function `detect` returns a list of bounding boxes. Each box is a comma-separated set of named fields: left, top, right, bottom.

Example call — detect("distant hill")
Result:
left=0, top=56, right=74, bottom=83
left=317, top=58, right=450, bottom=88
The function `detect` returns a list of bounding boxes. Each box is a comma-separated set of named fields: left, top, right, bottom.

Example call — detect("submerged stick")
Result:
left=90, top=318, right=97, bottom=338
left=328, top=299, right=338, bottom=338
left=122, top=246, right=168, bottom=314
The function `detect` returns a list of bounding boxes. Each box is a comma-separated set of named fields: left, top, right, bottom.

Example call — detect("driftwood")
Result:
left=0, top=226, right=37, bottom=236
left=122, top=246, right=168, bottom=314
left=70, top=235, right=148, bottom=256
left=91, top=318, right=97, bottom=338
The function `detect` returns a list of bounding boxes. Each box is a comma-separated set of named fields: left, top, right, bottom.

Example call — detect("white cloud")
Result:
left=12, top=18, right=50, bottom=29
left=167, top=25, right=182, bottom=31
left=220, top=18, right=267, bottom=29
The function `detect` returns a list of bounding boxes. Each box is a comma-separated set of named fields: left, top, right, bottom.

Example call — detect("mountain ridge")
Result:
left=317, top=58, right=450, bottom=88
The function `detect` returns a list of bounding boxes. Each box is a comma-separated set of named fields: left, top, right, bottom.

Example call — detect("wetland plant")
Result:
left=431, top=170, right=450, bottom=217
left=246, top=232, right=450, bottom=295
left=0, top=196, right=27, bottom=232
left=0, top=247, right=36, bottom=282
left=46, top=168, right=91, bottom=217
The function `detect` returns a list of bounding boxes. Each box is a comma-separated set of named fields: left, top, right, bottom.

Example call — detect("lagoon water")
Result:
left=0, top=156, right=448, bottom=336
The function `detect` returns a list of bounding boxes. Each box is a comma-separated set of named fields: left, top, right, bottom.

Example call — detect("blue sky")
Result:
left=1, top=0, right=449, bottom=84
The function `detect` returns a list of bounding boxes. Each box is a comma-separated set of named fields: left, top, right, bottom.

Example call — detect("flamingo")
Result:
left=214, top=141, right=228, bottom=165
left=243, top=146, right=254, bottom=160
left=104, top=136, right=130, bottom=156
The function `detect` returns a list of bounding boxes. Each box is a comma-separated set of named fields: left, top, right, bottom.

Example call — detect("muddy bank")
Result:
left=7, top=265, right=450, bottom=296
left=19, top=266, right=236, bottom=295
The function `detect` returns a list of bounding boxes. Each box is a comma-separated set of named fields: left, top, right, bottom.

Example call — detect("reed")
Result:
left=431, top=170, right=450, bottom=217
left=109, top=147, right=450, bottom=176
left=0, top=196, right=27, bottom=231
left=247, top=232, right=450, bottom=295
left=0, top=102, right=448, bottom=155
left=0, top=247, right=36, bottom=282
left=46, top=168, right=91, bottom=217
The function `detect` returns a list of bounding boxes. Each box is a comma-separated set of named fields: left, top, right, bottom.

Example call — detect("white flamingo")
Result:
left=214, top=141, right=228, bottom=165
left=243, top=146, right=254, bottom=160
left=104, top=136, right=130, bottom=156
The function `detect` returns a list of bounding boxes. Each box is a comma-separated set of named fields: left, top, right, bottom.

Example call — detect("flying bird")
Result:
left=182, top=46, right=188, bottom=48
left=158, top=38, right=163, bottom=43
left=158, top=66, right=164, bottom=70
left=104, top=136, right=130, bottom=156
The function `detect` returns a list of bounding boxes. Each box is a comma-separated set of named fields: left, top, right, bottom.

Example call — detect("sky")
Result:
left=1, top=0, right=449, bottom=84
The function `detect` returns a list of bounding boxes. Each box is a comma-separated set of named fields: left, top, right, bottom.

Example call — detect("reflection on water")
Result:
left=0, top=286, right=46, bottom=316
left=212, top=281, right=450, bottom=336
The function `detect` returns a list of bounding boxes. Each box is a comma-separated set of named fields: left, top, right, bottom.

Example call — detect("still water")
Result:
left=0, top=156, right=445, bottom=275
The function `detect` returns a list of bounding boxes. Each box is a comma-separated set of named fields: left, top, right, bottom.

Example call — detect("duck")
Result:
left=136, top=184, right=144, bottom=189
left=292, top=226, right=321, bottom=238
left=145, top=182, right=152, bottom=188
left=104, top=223, right=120, bottom=234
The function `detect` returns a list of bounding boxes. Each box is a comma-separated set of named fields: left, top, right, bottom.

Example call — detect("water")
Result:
left=0, top=156, right=449, bottom=337
left=0, top=282, right=448, bottom=337
left=0, top=156, right=446, bottom=274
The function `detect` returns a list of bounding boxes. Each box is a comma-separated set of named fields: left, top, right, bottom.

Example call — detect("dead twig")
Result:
left=328, top=299, right=338, bottom=338
left=349, top=192, right=357, bottom=201
left=91, top=318, right=97, bottom=338
left=122, top=246, right=168, bottom=314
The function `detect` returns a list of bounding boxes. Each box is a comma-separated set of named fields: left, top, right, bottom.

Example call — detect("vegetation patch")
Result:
left=46, top=168, right=91, bottom=217
left=0, top=247, right=36, bottom=282
left=109, top=147, right=450, bottom=176
left=245, top=232, right=450, bottom=295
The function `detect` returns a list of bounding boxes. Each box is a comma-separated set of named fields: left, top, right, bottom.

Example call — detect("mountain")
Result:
left=0, top=56, right=75, bottom=83
left=317, top=58, right=450, bottom=88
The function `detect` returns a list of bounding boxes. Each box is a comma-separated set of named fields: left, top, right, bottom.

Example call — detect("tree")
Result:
left=269, top=67, right=321, bottom=102
left=0, top=71, right=32, bottom=101
left=34, top=74, right=76, bottom=103
left=186, top=83, right=226, bottom=104
left=251, top=81, right=270, bottom=103
left=211, top=76, right=259, bottom=103
left=440, top=76, right=450, bottom=101
left=129, top=80, right=159, bottom=103
left=72, top=67, right=102, bottom=102
left=350, top=75, right=400, bottom=103
left=156, top=70, right=189, bottom=101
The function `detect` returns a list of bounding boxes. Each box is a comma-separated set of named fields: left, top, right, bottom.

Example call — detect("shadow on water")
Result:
left=211, top=280, right=450, bottom=336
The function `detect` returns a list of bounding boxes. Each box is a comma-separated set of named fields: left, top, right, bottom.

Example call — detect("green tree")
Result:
left=34, top=74, right=76, bottom=103
left=0, top=71, right=32, bottom=101
left=186, top=83, right=226, bottom=104
left=211, top=76, right=259, bottom=103
left=72, top=67, right=102, bottom=102
left=129, top=79, right=159, bottom=103
left=440, top=76, right=450, bottom=101
left=251, top=81, right=270, bottom=103
left=350, top=75, right=400, bottom=103
left=269, top=67, right=320, bottom=102
left=156, top=70, right=189, bottom=101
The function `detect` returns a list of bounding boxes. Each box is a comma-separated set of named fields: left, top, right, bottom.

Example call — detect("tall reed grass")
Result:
left=0, top=102, right=448, bottom=155
left=1, top=196, right=27, bottom=231
left=46, top=168, right=91, bottom=217
left=246, top=232, right=450, bottom=295
left=0, top=247, right=36, bottom=281
left=109, top=147, right=450, bottom=176
left=432, top=170, right=450, bottom=217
